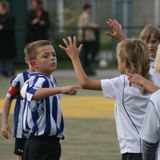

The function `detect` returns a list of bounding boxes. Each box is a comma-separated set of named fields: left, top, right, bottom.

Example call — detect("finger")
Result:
left=114, top=19, right=121, bottom=27
left=73, top=90, right=77, bottom=95
left=118, top=22, right=122, bottom=29
left=1, top=131, right=9, bottom=139
left=59, top=44, right=66, bottom=50
left=71, top=87, right=78, bottom=94
left=106, top=19, right=113, bottom=25
left=73, top=36, right=76, bottom=46
left=78, top=44, right=83, bottom=52
left=74, top=86, right=81, bottom=89
left=110, top=21, right=118, bottom=31
left=63, top=38, right=69, bottom=47
left=68, top=90, right=73, bottom=95
left=106, top=21, right=113, bottom=28
left=68, top=36, right=72, bottom=45
left=4, top=133, right=9, bottom=139
left=106, top=32, right=114, bottom=37
left=70, top=90, right=77, bottom=95
left=114, top=20, right=122, bottom=30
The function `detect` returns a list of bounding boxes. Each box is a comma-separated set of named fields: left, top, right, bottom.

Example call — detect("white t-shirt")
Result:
left=149, top=59, right=160, bottom=87
left=101, top=74, right=151, bottom=154
left=140, top=89, right=160, bottom=160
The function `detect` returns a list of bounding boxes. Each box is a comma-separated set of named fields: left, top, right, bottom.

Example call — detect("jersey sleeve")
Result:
left=21, top=76, right=48, bottom=102
left=100, top=76, right=124, bottom=99
left=140, top=100, right=160, bottom=143
left=6, top=74, right=20, bottom=99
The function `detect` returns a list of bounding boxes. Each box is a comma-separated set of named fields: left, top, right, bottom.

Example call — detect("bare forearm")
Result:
left=141, top=79, right=159, bottom=93
left=2, top=97, right=12, bottom=125
left=32, top=87, right=62, bottom=100
left=32, top=85, right=77, bottom=100
left=118, top=34, right=126, bottom=42
left=71, top=57, right=101, bottom=90
left=71, top=57, right=90, bottom=88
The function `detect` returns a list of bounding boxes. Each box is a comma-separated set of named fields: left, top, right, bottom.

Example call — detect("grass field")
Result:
left=0, top=70, right=121, bottom=160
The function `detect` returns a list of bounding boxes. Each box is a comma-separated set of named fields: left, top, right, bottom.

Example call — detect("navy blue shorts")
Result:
left=23, top=135, right=61, bottom=160
left=122, top=153, right=142, bottom=160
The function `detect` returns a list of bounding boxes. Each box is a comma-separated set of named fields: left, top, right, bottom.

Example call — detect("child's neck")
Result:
left=37, top=71, right=51, bottom=77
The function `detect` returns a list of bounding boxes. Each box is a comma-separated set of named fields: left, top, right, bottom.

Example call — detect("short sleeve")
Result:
left=21, top=76, right=47, bottom=102
left=101, top=76, right=124, bottom=99
left=140, top=100, right=160, bottom=143
left=6, top=74, right=20, bottom=99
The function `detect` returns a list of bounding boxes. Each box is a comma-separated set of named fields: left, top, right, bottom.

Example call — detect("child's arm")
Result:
left=1, top=96, right=12, bottom=139
left=30, top=86, right=78, bottom=100
left=59, top=36, right=102, bottom=90
left=106, top=19, right=126, bottom=42
left=143, top=140, right=158, bottom=160
left=128, top=74, right=159, bottom=93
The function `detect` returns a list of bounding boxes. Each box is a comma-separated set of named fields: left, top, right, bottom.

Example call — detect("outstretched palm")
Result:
left=106, top=19, right=126, bottom=42
left=59, top=36, right=83, bottom=59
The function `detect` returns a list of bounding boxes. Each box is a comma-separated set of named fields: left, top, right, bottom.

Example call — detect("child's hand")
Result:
left=59, top=36, right=83, bottom=59
left=106, top=19, right=126, bottom=42
left=128, top=74, right=145, bottom=86
left=61, top=86, right=80, bottom=95
left=1, top=124, right=11, bottom=139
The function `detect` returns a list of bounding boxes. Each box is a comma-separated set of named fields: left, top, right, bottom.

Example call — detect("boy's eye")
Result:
left=151, top=40, right=157, bottom=43
left=43, top=55, right=48, bottom=58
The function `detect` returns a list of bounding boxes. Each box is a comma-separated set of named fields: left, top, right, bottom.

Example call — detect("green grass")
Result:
left=0, top=115, right=120, bottom=160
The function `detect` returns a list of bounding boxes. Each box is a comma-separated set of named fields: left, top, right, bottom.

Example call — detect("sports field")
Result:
left=0, top=69, right=121, bottom=160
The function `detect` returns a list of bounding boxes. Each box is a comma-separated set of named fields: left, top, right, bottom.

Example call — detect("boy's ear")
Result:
left=30, top=59, right=36, bottom=68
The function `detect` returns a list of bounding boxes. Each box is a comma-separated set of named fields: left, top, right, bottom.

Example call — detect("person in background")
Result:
left=106, top=19, right=160, bottom=86
left=0, top=0, right=16, bottom=77
left=78, top=4, right=98, bottom=76
left=26, top=0, right=50, bottom=43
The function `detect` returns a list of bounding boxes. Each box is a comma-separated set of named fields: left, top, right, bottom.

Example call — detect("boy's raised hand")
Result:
left=106, top=19, right=126, bottom=42
left=59, top=36, right=83, bottom=59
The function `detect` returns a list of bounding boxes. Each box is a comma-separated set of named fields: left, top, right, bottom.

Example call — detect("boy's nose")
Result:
left=148, top=43, right=153, bottom=48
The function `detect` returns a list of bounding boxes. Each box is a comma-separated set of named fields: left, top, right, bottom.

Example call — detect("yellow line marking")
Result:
left=0, top=96, right=114, bottom=118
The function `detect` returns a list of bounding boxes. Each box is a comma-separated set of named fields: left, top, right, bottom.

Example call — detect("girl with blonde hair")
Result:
left=60, top=37, right=151, bottom=160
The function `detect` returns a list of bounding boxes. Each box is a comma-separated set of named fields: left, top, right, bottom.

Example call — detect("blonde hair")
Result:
left=139, top=24, right=160, bottom=42
left=117, top=38, right=150, bottom=79
left=155, top=44, right=160, bottom=72
left=24, top=40, right=52, bottom=61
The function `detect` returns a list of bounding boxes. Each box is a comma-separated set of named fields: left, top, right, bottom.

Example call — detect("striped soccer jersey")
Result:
left=7, top=70, right=30, bottom=138
left=21, top=73, right=64, bottom=138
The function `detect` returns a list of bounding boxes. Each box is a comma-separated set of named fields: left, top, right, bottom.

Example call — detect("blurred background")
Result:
left=2, top=0, right=160, bottom=70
